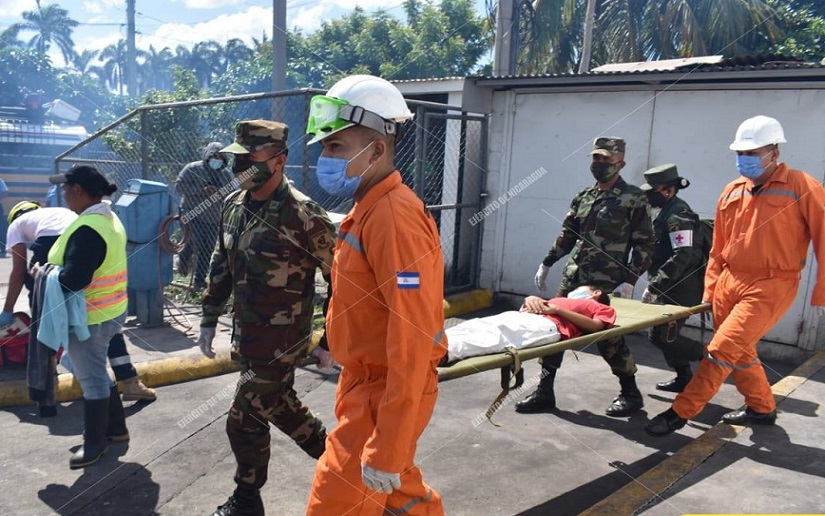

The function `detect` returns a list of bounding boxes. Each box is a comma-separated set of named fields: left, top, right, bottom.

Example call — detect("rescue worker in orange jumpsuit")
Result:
left=304, top=75, right=448, bottom=515
left=646, top=115, right=825, bottom=437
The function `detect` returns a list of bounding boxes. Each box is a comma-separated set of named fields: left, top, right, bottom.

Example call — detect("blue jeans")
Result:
left=65, top=315, right=125, bottom=400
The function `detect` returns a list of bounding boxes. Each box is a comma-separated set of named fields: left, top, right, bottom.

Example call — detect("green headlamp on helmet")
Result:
left=306, top=95, right=399, bottom=145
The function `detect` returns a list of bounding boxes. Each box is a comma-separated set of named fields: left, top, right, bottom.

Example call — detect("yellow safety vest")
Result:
left=48, top=211, right=128, bottom=325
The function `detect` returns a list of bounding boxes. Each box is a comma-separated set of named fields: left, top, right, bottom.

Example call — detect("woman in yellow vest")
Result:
left=39, top=165, right=129, bottom=469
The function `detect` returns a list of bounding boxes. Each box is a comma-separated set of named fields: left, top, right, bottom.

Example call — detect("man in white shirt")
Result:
left=3, top=202, right=156, bottom=402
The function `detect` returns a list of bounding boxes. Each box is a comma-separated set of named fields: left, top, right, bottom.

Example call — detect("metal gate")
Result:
left=52, top=90, right=487, bottom=294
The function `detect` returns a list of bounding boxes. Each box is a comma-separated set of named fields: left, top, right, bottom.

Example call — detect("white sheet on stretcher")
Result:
left=445, top=311, right=561, bottom=363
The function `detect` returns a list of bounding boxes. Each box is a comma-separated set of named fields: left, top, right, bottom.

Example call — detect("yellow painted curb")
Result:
left=444, top=289, right=493, bottom=319
left=0, top=289, right=493, bottom=407
left=581, top=350, right=825, bottom=516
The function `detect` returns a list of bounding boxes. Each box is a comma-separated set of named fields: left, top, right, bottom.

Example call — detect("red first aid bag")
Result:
left=0, top=312, right=31, bottom=366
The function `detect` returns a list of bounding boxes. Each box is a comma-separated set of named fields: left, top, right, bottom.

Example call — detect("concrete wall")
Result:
left=480, top=86, right=825, bottom=349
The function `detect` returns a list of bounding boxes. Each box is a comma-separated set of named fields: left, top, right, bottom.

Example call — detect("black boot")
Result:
left=605, top=375, right=644, bottom=417
left=645, top=407, right=687, bottom=437
left=656, top=365, right=693, bottom=393
left=211, top=485, right=265, bottom=516
left=107, top=385, right=130, bottom=442
left=515, top=357, right=558, bottom=413
left=70, top=397, right=110, bottom=469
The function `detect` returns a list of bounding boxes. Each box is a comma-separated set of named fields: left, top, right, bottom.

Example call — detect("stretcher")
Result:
left=436, top=298, right=710, bottom=421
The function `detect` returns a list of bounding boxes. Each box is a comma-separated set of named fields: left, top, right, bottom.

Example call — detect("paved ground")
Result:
left=2, top=255, right=824, bottom=515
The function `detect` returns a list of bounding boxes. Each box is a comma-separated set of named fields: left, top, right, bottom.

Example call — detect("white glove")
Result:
left=641, top=288, right=657, bottom=304
left=197, top=327, right=216, bottom=358
left=361, top=463, right=401, bottom=494
left=534, top=264, right=550, bottom=292
left=311, top=346, right=337, bottom=374
left=814, top=306, right=825, bottom=318
left=612, top=282, right=634, bottom=299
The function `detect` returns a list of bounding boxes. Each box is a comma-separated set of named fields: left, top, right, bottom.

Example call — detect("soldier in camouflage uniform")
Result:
left=639, top=164, right=705, bottom=393
left=519, top=137, right=654, bottom=417
left=195, top=120, right=336, bottom=516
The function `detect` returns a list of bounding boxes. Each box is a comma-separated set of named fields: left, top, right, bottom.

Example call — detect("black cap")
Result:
left=49, top=165, right=117, bottom=197
left=640, top=163, right=690, bottom=191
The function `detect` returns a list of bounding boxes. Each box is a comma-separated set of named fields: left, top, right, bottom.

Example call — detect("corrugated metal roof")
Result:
left=478, top=54, right=825, bottom=81
left=391, top=76, right=466, bottom=84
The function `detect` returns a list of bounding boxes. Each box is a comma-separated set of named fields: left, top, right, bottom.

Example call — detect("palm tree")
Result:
left=71, top=49, right=98, bottom=74
left=0, top=25, right=24, bottom=51
left=140, top=45, right=175, bottom=91
left=520, top=0, right=785, bottom=74
left=220, top=38, right=253, bottom=74
left=13, top=0, right=79, bottom=66
left=597, top=0, right=782, bottom=62
left=190, top=41, right=221, bottom=88
left=99, top=40, right=128, bottom=94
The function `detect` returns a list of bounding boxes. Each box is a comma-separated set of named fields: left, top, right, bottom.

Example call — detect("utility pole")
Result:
left=272, top=0, right=287, bottom=119
left=578, top=0, right=597, bottom=74
left=493, top=0, right=515, bottom=76
left=126, top=0, right=137, bottom=96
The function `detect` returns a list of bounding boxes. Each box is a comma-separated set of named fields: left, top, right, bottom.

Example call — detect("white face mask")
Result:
left=567, top=287, right=592, bottom=300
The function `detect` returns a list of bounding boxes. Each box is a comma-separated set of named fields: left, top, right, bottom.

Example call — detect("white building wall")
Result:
left=482, top=86, right=825, bottom=349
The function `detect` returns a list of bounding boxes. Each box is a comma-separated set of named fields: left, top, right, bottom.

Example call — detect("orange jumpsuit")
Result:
left=673, top=163, right=825, bottom=419
left=306, top=171, right=448, bottom=516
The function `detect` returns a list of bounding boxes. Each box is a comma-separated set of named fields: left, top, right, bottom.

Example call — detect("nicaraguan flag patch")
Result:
left=397, top=271, right=420, bottom=289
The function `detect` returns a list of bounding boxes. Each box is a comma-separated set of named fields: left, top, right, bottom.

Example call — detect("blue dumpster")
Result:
left=114, top=179, right=173, bottom=326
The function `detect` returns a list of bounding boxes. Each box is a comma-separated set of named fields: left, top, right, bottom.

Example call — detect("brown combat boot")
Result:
left=121, top=376, right=157, bottom=401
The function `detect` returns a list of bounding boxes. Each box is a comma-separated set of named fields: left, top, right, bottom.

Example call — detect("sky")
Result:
left=0, top=0, right=490, bottom=67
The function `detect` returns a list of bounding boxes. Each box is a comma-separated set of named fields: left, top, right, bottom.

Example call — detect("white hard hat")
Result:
left=306, top=74, right=413, bottom=145
left=729, top=115, right=786, bottom=151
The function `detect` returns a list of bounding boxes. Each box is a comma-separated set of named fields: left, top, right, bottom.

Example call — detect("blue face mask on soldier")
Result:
left=315, top=143, right=374, bottom=198
left=567, top=287, right=591, bottom=300
left=736, top=154, right=765, bottom=180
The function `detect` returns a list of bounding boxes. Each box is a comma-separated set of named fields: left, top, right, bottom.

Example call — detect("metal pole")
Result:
left=493, top=0, right=515, bottom=76
left=126, top=0, right=137, bottom=96
left=272, top=0, right=287, bottom=119
left=140, top=110, right=148, bottom=179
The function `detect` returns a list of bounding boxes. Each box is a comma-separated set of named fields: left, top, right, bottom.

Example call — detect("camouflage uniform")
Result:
left=201, top=120, right=335, bottom=491
left=540, top=176, right=654, bottom=380
left=643, top=166, right=705, bottom=372
left=527, top=137, right=653, bottom=417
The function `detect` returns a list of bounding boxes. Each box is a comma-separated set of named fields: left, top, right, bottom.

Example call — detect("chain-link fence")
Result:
left=54, top=89, right=487, bottom=299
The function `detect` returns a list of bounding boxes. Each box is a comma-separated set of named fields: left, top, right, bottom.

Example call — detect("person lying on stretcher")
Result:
left=441, top=285, right=617, bottom=365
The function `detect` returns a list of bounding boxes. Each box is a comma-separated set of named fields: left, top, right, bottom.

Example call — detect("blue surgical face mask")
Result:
left=208, top=158, right=224, bottom=170
left=315, top=143, right=374, bottom=198
left=736, top=154, right=765, bottom=180
left=567, top=287, right=591, bottom=300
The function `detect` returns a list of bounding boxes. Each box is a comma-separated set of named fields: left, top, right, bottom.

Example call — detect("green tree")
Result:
left=139, top=45, right=175, bottom=92
left=0, top=26, right=24, bottom=51
left=13, top=0, right=79, bottom=66
left=71, top=48, right=98, bottom=74
left=99, top=39, right=128, bottom=94
left=520, top=0, right=786, bottom=74
left=769, top=0, right=825, bottom=60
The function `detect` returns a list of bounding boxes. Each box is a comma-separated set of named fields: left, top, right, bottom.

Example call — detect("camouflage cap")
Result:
left=590, top=136, right=626, bottom=157
left=221, top=119, right=288, bottom=154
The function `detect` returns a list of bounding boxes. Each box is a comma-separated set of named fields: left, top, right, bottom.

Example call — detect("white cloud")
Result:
left=177, top=0, right=246, bottom=9
left=81, top=1, right=104, bottom=15
left=290, top=4, right=334, bottom=33
left=137, top=6, right=274, bottom=50
left=0, top=0, right=37, bottom=18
